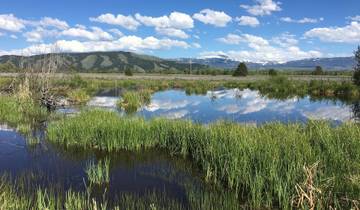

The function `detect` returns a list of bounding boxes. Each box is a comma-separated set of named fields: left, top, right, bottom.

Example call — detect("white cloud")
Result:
left=304, top=21, right=360, bottom=43
left=193, top=9, right=232, bottom=27
left=135, top=12, right=193, bottom=29
left=192, top=43, right=201, bottom=48
left=135, top=12, right=193, bottom=39
left=38, top=17, right=69, bottom=29
left=24, top=27, right=58, bottom=42
left=217, top=33, right=245, bottom=45
left=0, top=14, right=25, bottom=32
left=90, top=13, right=140, bottom=31
left=236, top=16, right=260, bottom=27
left=155, top=27, right=189, bottom=39
left=1, top=36, right=190, bottom=56
left=208, top=33, right=322, bottom=63
left=280, top=17, right=324, bottom=24
left=108, top=28, right=123, bottom=37
left=240, top=0, right=281, bottom=16
left=272, top=33, right=298, bottom=47
left=61, top=26, right=113, bottom=41
left=347, top=15, right=360, bottom=22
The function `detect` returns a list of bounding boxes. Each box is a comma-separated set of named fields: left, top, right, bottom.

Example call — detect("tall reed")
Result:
left=47, top=110, right=360, bottom=209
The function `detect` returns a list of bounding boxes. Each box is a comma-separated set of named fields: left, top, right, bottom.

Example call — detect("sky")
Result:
left=0, top=0, right=359, bottom=63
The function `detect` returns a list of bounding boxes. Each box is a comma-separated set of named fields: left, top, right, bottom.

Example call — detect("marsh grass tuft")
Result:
left=47, top=110, right=360, bottom=209
left=117, top=90, right=152, bottom=113
left=86, top=158, right=110, bottom=185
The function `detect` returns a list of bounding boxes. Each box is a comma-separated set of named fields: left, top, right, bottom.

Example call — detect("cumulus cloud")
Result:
left=236, top=16, right=260, bottom=27
left=209, top=33, right=322, bottom=63
left=135, top=12, right=193, bottom=39
left=38, top=17, right=69, bottom=29
left=1, top=36, right=190, bottom=56
left=0, top=14, right=26, bottom=32
left=108, top=28, right=123, bottom=37
left=347, top=15, right=360, bottom=22
left=304, top=21, right=360, bottom=43
left=90, top=13, right=140, bottom=30
left=135, top=12, right=193, bottom=29
left=272, top=33, right=298, bottom=47
left=217, top=33, right=245, bottom=45
left=61, top=26, right=114, bottom=41
left=280, top=17, right=324, bottom=24
left=23, top=27, right=58, bottom=42
left=193, top=9, right=232, bottom=27
left=240, top=0, right=281, bottom=16
left=155, top=27, right=189, bottom=39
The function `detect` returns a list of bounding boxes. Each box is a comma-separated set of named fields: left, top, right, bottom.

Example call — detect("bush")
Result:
left=268, top=69, right=277, bottom=76
left=124, top=68, right=133, bottom=76
left=233, top=62, right=248, bottom=77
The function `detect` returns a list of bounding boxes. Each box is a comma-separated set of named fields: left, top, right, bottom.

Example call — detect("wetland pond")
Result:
left=84, top=88, right=358, bottom=124
left=1, top=88, right=359, bottom=208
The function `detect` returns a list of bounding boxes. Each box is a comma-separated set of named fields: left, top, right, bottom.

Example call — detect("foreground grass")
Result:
left=86, top=158, right=110, bottom=185
left=47, top=110, right=360, bottom=209
left=0, top=174, right=243, bottom=210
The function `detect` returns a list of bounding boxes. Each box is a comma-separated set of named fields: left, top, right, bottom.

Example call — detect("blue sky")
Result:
left=0, top=0, right=359, bottom=63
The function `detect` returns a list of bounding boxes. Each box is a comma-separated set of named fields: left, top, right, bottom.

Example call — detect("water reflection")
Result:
left=139, top=89, right=355, bottom=124
left=78, top=89, right=357, bottom=124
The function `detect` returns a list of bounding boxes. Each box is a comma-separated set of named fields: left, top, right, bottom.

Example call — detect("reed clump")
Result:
left=117, top=90, right=152, bottom=113
left=86, top=158, right=110, bottom=185
left=0, top=95, right=47, bottom=133
left=47, top=110, right=360, bottom=209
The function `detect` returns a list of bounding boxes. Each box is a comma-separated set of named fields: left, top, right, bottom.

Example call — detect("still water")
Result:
left=85, top=89, right=357, bottom=124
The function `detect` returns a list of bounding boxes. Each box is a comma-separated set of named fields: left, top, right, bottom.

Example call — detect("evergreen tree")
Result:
left=233, top=62, right=248, bottom=77
left=312, top=66, right=324, bottom=75
left=354, top=46, right=360, bottom=86
left=268, top=69, right=277, bottom=76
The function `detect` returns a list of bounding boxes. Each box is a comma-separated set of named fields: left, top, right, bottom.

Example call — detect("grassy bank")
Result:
left=0, top=96, right=48, bottom=133
left=47, top=110, right=360, bottom=209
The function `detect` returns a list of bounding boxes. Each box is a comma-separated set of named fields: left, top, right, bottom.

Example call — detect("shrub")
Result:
left=233, top=62, right=248, bottom=77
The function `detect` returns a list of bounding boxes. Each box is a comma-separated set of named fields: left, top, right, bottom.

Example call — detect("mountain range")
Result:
left=0, top=51, right=355, bottom=73
left=177, top=56, right=356, bottom=71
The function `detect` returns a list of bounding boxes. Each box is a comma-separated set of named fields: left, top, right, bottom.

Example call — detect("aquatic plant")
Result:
left=86, top=158, right=110, bottom=185
left=117, top=90, right=152, bottom=113
left=26, top=136, right=40, bottom=147
left=48, top=110, right=360, bottom=209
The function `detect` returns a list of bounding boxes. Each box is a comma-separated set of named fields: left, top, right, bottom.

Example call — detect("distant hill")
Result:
left=0, top=51, right=355, bottom=73
left=0, top=51, right=208, bottom=73
left=178, top=56, right=356, bottom=71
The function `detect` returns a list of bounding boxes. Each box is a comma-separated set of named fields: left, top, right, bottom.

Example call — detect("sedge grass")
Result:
left=117, top=90, right=152, bottom=113
left=86, top=158, right=110, bottom=185
left=47, top=109, right=360, bottom=209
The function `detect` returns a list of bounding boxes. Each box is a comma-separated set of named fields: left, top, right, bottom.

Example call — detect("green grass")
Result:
left=86, top=158, right=110, bottom=185
left=0, top=95, right=48, bottom=133
left=47, top=109, right=360, bottom=209
left=0, top=174, right=243, bottom=210
left=117, top=90, right=152, bottom=113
